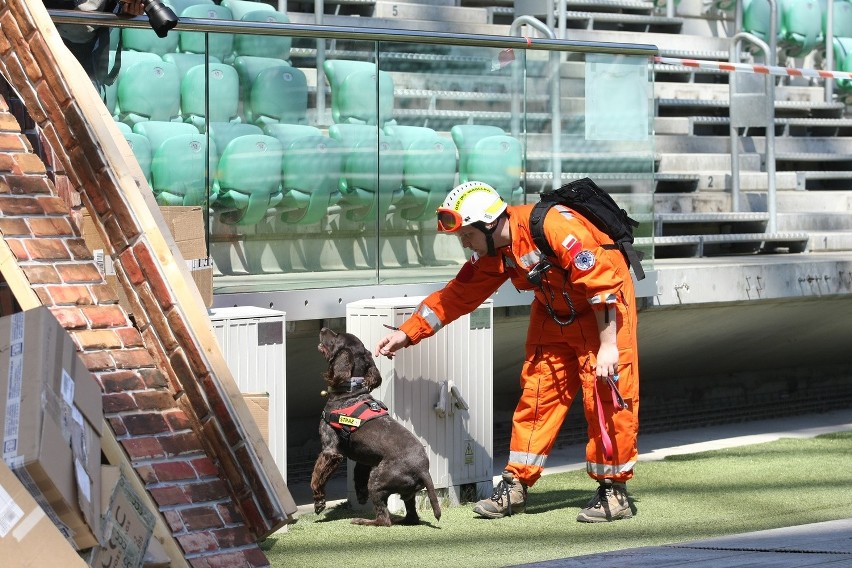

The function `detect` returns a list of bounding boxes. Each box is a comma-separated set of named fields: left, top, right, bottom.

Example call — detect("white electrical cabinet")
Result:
left=347, top=297, right=493, bottom=506
left=208, top=306, right=287, bottom=480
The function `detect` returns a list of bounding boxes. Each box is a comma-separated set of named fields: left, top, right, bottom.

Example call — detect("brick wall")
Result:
left=0, top=1, right=296, bottom=565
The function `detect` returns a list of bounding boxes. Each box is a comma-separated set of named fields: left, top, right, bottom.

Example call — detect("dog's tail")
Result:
left=422, top=473, right=441, bottom=521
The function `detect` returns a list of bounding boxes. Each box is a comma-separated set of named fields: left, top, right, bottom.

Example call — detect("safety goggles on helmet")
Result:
left=435, top=181, right=508, bottom=233
left=436, top=208, right=464, bottom=233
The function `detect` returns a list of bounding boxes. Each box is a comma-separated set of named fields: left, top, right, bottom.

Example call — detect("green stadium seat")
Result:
left=180, top=63, right=241, bottom=131
left=323, top=60, right=394, bottom=126
left=233, top=10, right=292, bottom=61
left=114, top=120, right=133, bottom=136
left=451, top=124, right=522, bottom=204
left=163, top=52, right=221, bottom=81
left=780, top=0, right=823, bottom=57
left=832, top=36, right=852, bottom=90
left=329, top=124, right=404, bottom=223
left=742, top=0, right=783, bottom=53
left=178, top=4, right=235, bottom=63
left=384, top=125, right=457, bottom=222
left=133, top=121, right=214, bottom=206
left=121, top=26, right=179, bottom=57
left=247, top=65, right=308, bottom=127
left=221, top=0, right=274, bottom=19
left=233, top=55, right=288, bottom=119
left=824, top=0, right=852, bottom=37
left=265, top=124, right=344, bottom=225
left=123, top=132, right=153, bottom=184
left=450, top=124, right=505, bottom=181
left=214, top=134, right=285, bottom=225
left=116, top=59, right=181, bottom=127
left=209, top=123, right=264, bottom=157
left=164, top=0, right=213, bottom=16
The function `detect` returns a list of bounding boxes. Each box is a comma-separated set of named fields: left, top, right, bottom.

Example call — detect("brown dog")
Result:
left=311, top=327, right=441, bottom=526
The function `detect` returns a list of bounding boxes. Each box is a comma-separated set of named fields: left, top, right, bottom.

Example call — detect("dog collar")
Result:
left=328, top=376, right=365, bottom=394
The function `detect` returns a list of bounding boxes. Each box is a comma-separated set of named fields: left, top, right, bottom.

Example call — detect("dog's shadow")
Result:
left=311, top=502, right=441, bottom=529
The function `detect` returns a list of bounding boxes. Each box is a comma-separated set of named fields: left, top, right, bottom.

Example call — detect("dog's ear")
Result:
left=331, top=348, right=354, bottom=382
left=363, top=352, right=382, bottom=391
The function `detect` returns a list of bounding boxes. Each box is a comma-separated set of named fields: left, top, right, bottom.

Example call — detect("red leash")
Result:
left=594, top=375, right=628, bottom=460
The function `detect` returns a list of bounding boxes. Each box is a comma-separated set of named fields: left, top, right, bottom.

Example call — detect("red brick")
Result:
left=55, top=262, right=101, bottom=283
left=29, top=216, right=71, bottom=237
left=78, top=350, right=114, bottom=372
left=117, top=245, right=143, bottom=285
left=138, top=368, right=168, bottom=389
left=82, top=304, right=126, bottom=328
left=0, top=217, right=29, bottom=235
left=164, top=409, right=193, bottom=431
left=162, top=509, right=184, bottom=533
left=23, top=237, right=69, bottom=260
left=8, top=152, right=45, bottom=175
left=189, top=551, right=254, bottom=568
left=5, top=239, right=27, bottom=260
left=49, top=306, right=87, bottom=328
left=72, top=329, right=122, bottom=350
left=133, top=241, right=174, bottom=310
left=177, top=531, right=218, bottom=555
left=99, top=370, right=145, bottom=393
left=159, top=431, right=206, bottom=458
left=39, top=196, right=71, bottom=215
left=115, top=326, right=144, bottom=348
left=108, top=416, right=127, bottom=436
left=134, top=464, right=157, bottom=485
left=102, top=392, right=137, bottom=414
left=211, top=526, right=254, bottom=549
left=151, top=460, right=197, bottom=483
left=201, top=375, right=240, bottom=446
left=66, top=237, right=93, bottom=260
left=112, top=347, right=156, bottom=370
left=43, top=284, right=93, bottom=305
left=216, top=502, right=241, bottom=525
left=133, top=390, right=176, bottom=412
left=90, top=282, right=120, bottom=304
left=191, top=457, right=219, bottom=479
left=121, top=436, right=165, bottom=460
left=123, top=412, right=171, bottom=436
left=184, top=479, right=229, bottom=504
left=150, top=485, right=191, bottom=507
left=180, top=505, right=224, bottom=531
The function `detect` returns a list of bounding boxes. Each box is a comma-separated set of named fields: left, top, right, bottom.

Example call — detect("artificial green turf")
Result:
left=262, top=432, right=852, bottom=567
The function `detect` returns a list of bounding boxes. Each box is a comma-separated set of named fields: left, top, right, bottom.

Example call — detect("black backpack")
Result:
left=529, top=177, right=646, bottom=280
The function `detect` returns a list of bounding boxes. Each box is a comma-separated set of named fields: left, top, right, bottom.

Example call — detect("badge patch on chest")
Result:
left=574, top=250, right=596, bottom=271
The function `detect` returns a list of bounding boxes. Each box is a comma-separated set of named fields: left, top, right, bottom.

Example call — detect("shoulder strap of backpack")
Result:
left=529, top=200, right=556, bottom=259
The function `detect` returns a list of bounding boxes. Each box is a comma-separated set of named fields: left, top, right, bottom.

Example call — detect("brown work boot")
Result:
left=473, top=471, right=527, bottom=518
left=576, top=479, right=633, bottom=523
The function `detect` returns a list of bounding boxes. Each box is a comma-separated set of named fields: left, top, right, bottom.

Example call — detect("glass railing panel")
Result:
left=46, top=10, right=658, bottom=297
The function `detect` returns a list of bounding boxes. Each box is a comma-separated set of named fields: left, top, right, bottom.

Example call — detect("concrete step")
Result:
left=804, top=231, right=852, bottom=252
left=775, top=190, right=852, bottom=213
left=777, top=212, right=852, bottom=232
left=657, top=153, right=760, bottom=171
left=372, top=1, right=491, bottom=23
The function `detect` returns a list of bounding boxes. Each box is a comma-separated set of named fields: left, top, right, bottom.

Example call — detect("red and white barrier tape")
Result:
left=654, top=55, right=852, bottom=81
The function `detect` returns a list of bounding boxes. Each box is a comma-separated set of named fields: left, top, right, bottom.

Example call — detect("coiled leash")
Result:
left=594, top=374, right=628, bottom=460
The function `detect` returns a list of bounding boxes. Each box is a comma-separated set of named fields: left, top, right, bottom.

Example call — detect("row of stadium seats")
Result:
left=117, top=121, right=523, bottom=226
left=116, top=0, right=292, bottom=63
left=107, top=53, right=308, bottom=129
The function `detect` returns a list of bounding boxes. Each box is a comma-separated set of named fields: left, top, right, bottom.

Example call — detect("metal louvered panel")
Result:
left=209, top=306, right=287, bottom=480
left=347, top=297, right=493, bottom=508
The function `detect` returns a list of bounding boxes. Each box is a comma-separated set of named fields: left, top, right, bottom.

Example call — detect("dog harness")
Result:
left=323, top=396, right=389, bottom=445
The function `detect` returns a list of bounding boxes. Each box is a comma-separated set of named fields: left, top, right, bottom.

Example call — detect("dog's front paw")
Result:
left=314, top=499, right=327, bottom=514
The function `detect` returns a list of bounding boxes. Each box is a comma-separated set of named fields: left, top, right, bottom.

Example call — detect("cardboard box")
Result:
left=88, top=466, right=156, bottom=568
left=242, top=393, right=270, bottom=446
left=0, top=460, right=88, bottom=566
left=80, top=206, right=214, bottom=309
left=0, top=307, right=103, bottom=550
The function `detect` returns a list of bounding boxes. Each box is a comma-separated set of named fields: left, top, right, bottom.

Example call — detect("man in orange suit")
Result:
left=375, top=180, right=640, bottom=522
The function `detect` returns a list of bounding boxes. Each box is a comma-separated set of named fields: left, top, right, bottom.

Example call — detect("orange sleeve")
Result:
left=400, top=254, right=507, bottom=344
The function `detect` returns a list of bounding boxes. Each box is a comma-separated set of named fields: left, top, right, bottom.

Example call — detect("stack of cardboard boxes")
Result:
left=0, top=307, right=162, bottom=566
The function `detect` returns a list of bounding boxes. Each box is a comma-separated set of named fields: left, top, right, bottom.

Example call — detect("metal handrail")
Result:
left=509, top=16, right=562, bottom=190
left=47, top=9, right=658, bottom=55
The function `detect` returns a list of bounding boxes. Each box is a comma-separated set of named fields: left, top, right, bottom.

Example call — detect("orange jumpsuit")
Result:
left=399, top=203, right=639, bottom=486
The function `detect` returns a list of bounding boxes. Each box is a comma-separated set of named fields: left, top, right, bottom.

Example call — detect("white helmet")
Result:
left=436, top=181, right=507, bottom=233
